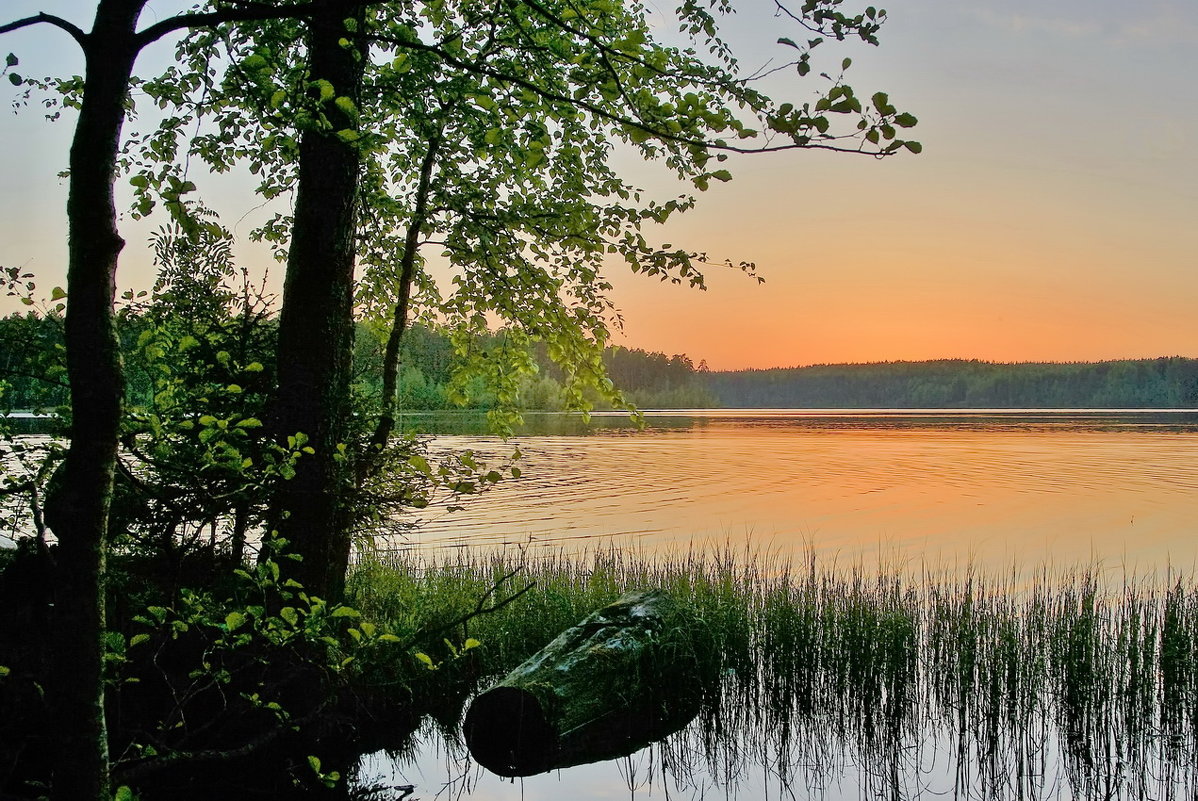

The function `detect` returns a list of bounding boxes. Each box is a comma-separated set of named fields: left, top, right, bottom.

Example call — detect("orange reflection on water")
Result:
left=398, top=411, right=1198, bottom=577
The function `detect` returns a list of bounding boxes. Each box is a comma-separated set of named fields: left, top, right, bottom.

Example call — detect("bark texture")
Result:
left=464, top=590, right=711, bottom=777
left=269, top=0, right=367, bottom=600
left=42, top=3, right=144, bottom=799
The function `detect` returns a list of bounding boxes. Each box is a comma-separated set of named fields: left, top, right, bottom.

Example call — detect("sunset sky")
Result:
left=1, top=0, right=1195, bottom=370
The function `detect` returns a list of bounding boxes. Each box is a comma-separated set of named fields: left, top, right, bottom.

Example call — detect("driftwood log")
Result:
left=464, top=589, right=711, bottom=777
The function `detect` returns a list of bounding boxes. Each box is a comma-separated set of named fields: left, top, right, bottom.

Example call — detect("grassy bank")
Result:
left=348, top=546, right=1198, bottom=800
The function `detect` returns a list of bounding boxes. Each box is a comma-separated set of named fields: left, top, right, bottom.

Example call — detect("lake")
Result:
left=356, top=410, right=1198, bottom=801
left=391, top=409, right=1198, bottom=577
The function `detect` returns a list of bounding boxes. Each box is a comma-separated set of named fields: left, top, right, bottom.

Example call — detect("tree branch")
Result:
left=111, top=698, right=333, bottom=782
left=364, top=33, right=886, bottom=158
left=407, top=567, right=535, bottom=647
left=135, top=3, right=317, bottom=48
left=0, top=367, right=69, bottom=390
left=0, top=13, right=87, bottom=48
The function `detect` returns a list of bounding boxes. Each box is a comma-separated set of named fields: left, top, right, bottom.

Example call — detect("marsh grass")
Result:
left=347, top=546, right=1198, bottom=799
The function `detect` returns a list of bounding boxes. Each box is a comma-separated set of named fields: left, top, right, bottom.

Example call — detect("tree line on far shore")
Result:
left=705, top=358, right=1198, bottom=409
left=6, top=311, right=1196, bottom=414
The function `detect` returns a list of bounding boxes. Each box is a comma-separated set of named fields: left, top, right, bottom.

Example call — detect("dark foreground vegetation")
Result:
left=5, top=532, right=1197, bottom=799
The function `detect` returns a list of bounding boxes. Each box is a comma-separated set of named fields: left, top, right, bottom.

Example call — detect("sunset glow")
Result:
left=2, top=1, right=1195, bottom=370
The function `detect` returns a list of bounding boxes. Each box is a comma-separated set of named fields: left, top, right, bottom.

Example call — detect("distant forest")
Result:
left=3, top=312, right=1196, bottom=411
left=703, top=358, right=1198, bottom=409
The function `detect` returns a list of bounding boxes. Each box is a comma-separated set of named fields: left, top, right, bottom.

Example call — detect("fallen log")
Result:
left=463, top=589, right=712, bottom=777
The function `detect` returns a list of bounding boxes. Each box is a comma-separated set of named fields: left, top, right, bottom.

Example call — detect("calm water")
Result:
left=393, top=410, right=1198, bottom=574
left=371, top=410, right=1198, bottom=800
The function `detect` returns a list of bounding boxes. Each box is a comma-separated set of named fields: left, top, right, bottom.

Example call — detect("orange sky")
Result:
left=2, top=1, right=1196, bottom=371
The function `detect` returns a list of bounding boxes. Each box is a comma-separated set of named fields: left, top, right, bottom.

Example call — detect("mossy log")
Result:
left=464, top=589, right=711, bottom=777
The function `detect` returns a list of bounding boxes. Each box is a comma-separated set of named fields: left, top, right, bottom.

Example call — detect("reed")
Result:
left=347, top=545, right=1198, bottom=799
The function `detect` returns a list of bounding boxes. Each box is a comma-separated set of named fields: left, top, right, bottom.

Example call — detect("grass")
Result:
left=346, top=545, right=1198, bottom=800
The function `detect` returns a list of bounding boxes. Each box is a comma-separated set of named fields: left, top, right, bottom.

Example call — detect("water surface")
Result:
left=366, top=410, right=1198, bottom=800
left=393, top=410, right=1198, bottom=574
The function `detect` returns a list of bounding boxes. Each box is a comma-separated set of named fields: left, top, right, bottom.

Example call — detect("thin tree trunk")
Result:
left=365, top=130, right=442, bottom=459
left=270, top=0, right=367, bottom=600
left=42, top=3, right=144, bottom=799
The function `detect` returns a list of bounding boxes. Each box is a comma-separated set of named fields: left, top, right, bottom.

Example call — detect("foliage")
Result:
left=352, top=323, right=719, bottom=412
left=0, top=270, right=68, bottom=413
left=105, top=548, right=382, bottom=787
left=120, top=0, right=918, bottom=432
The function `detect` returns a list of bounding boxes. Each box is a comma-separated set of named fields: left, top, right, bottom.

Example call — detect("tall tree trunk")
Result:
left=42, top=3, right=144, bottom=799
left=270, top=0, right=366, bottom=601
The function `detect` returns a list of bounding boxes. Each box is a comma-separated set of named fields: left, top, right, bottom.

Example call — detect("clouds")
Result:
left=964, top=2, right=1198, bottom=47
left=969, top=8, right=1100, bottom=40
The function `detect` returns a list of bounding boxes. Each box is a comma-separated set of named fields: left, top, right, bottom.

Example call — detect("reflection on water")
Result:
left=364, top=411, right=1198, bottom=800
left=357, top=562, right=1198, bottom=801
left=387, top=410, right=1198, bottom=574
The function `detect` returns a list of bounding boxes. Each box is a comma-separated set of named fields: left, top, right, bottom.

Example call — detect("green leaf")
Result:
left=115, top=787, right=135, bottom=801
left=225, top=611, right=246, bottom=632
left=871, top=91, right=890, bottom=114
left=279, top=607, right=299, bottom=626
left=903, top=140, right=923, bottom=154
left=8, top=73, right=22, bottom=87
left=329, top=606, right=361, bottom=618
left=129, top=633, right=151, bottom=648
left=49, top=286, right=66, bottom=301
left=5, top=54, right=17, bottom=68
left=894, top=112, right=919, bottom=128
left=307, top=755, right=322, bottom=773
